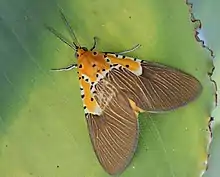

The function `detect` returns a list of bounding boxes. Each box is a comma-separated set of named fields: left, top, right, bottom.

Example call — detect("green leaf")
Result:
left=0, top=0, right=214, bottom=177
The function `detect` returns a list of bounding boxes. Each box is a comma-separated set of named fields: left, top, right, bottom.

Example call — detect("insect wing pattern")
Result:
left=79, top=52, right=202, bottom=175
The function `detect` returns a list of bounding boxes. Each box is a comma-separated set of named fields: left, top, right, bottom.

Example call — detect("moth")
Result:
left=46, top=11, right=202, bottom=175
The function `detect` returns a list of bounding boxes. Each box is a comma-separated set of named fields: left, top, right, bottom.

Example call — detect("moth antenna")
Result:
left=45, top=25, right=76, bottom=50
left=59, top=9, right=81, bottom=48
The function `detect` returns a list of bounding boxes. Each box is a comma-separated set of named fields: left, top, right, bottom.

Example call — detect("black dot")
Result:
left=90, top=85, right=93, bottom=90
left=84, top=106, right=86, bottom=109
left=76, top=54, right=79, bottom=57
left=77, top=71, right=79, bottom=74
left=57, top=165, right=59, bottom=168
left=115, top=54, right=118, bottom=57
left=85, top=113, right=88, bottom=116
left=134, top=58, right=137, bottom=61
left=93, top=52, right=97, bottom=55
left=92, top=64, right=96, bottom=67
left=80, top=87, right=83, bottom=90
left=91, top=98, right=94, bottom=101
left=122, top=56, right=126, bottom=59
left=110, top=64, right=113, bottom=67
left=96, top=74, right=99, bottom=77
left=125, top=65, right=129, bottom=68
left=82, top=76, right=84, bottom=79
left=79, top=64, right=82, bottom=68
left=85, top=78, right=89, bottom=82
left=106, top=58, right=110, bottom=62
left=91, top=82, right=94, bottom=85
left=79, top=77, right=81, bottom=80
left=102, top=69, right=105, bottom=71
left=140, top=60, right=144, bottom=63
left=81, top=94, right=85, bottom=99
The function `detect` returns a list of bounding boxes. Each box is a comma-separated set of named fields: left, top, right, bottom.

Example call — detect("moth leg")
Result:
left=116, top=44, right=141, bottom=55
left=129, top=99, right=144, bottom=117
left=90, top=37, right=98, bottom=51
left=51, top=63, right=77, bottom=71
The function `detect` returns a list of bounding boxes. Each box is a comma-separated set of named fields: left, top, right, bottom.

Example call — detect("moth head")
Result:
left=75, top=46, right=88, bottom=58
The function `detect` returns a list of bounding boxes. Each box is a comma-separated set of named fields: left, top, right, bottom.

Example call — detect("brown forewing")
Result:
left=107, top=62, right=202, bottom=112
left=86, top=79, right=139, bottom=175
